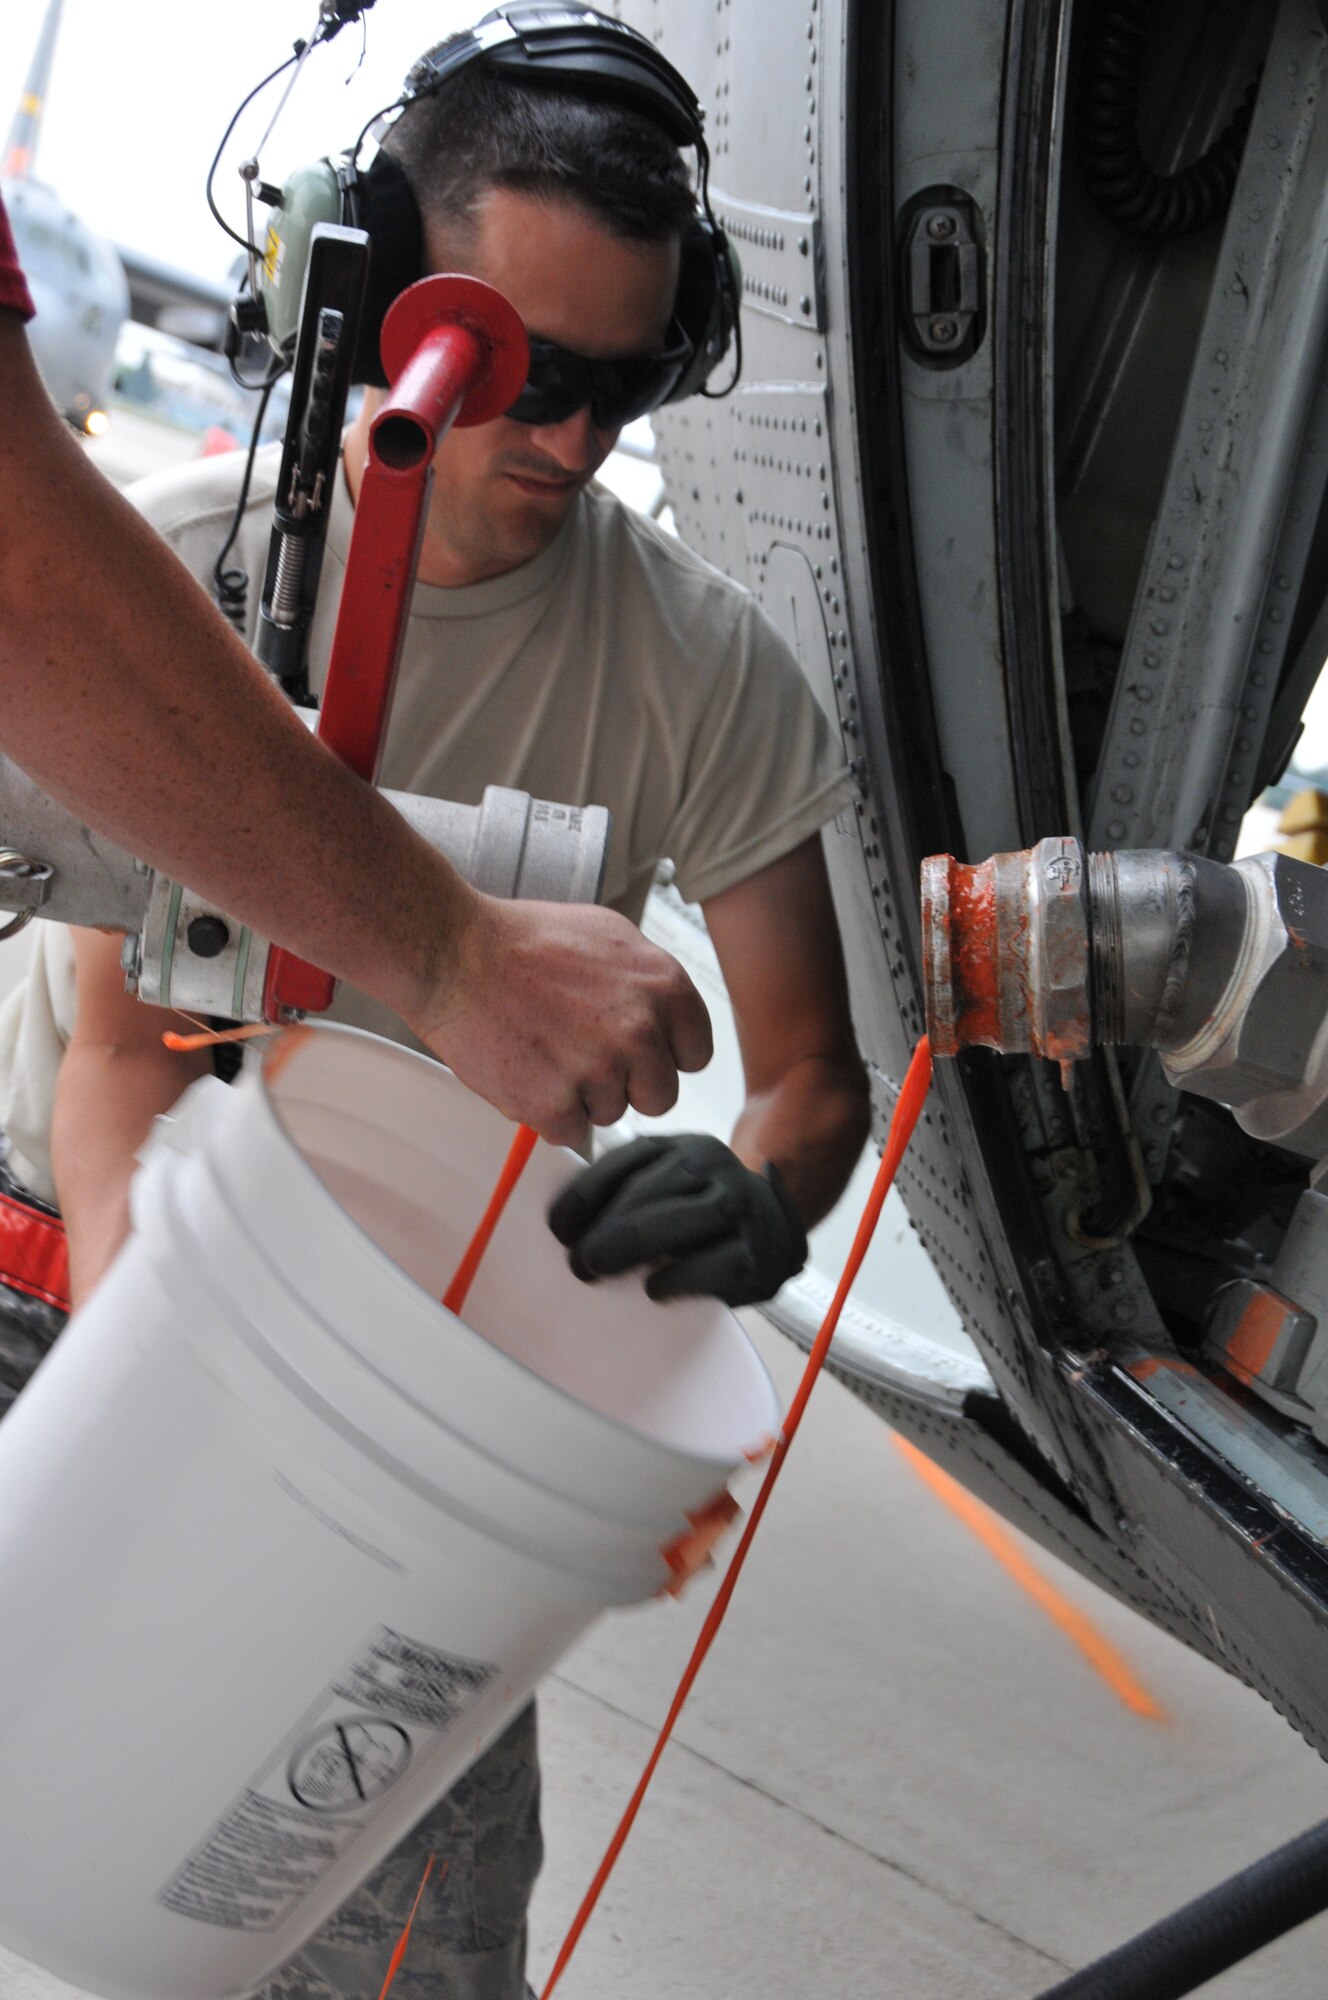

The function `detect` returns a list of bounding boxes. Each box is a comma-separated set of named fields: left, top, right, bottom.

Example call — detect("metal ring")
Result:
left=0, top=849, right=53, bottom=942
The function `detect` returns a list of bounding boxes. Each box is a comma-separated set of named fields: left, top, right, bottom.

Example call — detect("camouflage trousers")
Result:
left=260, top=1702, right=542, bottom=2000
left=0, top=1271, right=544, bottom=2000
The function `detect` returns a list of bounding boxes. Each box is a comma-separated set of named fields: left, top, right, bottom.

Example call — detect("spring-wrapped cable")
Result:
left=1079, top=0, right=1260, bottom=240
left=210, top=371, right=280, bottom=635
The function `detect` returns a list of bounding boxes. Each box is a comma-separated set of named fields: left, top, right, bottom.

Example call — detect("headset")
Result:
left=248, top=2, right=742, bottom=413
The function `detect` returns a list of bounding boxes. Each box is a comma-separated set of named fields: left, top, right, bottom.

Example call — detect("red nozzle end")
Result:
left=379, top=274, right=529, bottom=428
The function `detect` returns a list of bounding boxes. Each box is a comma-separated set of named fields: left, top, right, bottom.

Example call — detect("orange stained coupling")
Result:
left=922, top=852, right=1005, bottom=1057
left=893, top=1435, right=1165, bottom=1721
left=947, top=855, right=1003, bottom=1050
left=537, top=1034, right=935, bottom=2000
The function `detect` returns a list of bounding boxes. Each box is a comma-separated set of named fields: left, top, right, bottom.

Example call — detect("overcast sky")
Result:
left=2, top=0, right=476, bottom=284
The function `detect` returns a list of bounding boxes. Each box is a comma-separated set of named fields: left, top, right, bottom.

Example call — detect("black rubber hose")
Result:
left=1078, top=0, right=1259, bottom=240
left=1033, top=1812, right=1328, bottom=1998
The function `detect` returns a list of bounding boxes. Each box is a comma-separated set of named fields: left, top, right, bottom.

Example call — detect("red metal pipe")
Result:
left=264, top=276, right=528, bottom=1021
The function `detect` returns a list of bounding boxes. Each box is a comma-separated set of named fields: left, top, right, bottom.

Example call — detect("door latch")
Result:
left=901, top=190, right=984, bottom=365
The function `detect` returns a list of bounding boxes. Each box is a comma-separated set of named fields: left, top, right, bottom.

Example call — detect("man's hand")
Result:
left=410, top=893, right=712, bottom=1150
left=547, top=1133, right=808, bottom=1306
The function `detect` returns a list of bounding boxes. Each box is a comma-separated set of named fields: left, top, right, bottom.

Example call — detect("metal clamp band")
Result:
left=0, top=849, right=54, bottom=942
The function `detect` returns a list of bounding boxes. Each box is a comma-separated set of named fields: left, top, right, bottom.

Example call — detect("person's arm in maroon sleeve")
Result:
left=0, top=307, right=710, bottom=1144
left=0, top=196, right=35, bottom=320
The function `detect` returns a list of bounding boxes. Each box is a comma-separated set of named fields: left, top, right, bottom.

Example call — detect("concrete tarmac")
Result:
left=523, top=1316, right=1328, bottom=1998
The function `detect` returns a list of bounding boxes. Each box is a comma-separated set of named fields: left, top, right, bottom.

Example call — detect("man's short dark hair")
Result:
left=381, top=57, right=696, bottom=244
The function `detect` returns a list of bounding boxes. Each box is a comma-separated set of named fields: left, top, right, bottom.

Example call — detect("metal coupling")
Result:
left=921, top=834, right=1328, bottom=1160
left=921, top=836, right=1091, bottom=1062
left=0, top=850, right=53, bottom=942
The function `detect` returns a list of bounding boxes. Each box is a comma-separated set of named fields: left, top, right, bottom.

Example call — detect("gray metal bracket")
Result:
left=709, top=189, right=824, bottom=330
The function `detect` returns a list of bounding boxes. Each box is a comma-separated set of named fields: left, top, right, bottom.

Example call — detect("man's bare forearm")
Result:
left=2, top=315, right=711, bottom=1143
left=730, top=1052, right=870, bottom=1227
left=51, top=1041, right=210, bottom=1309
left=0, top=314, right=472, bottom=1027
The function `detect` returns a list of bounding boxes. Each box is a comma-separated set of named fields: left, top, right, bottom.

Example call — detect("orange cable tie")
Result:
left=537, top=1034, right=934, bottom=2000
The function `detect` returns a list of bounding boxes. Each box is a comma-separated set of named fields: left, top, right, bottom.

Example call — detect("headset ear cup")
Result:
left=666, top=218, right=739, bottom=403
left=350, top=151, right=426, bottom=385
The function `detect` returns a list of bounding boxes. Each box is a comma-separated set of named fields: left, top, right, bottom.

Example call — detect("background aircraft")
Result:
left=2, top=0, right=127, bottom=427
left=4, top=0, right=231, bottom=430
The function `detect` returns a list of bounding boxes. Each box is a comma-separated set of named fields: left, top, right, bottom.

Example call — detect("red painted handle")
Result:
left=264, top=280, right=530, bottom=1022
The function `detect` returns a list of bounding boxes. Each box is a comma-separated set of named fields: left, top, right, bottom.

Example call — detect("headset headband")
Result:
left=396, top=6, right=708, bottom=160
left=250, top=2, right=739, bottom=395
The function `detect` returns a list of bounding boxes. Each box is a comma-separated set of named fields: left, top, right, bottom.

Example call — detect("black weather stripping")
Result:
left=1033, top=1811, right=1328, bottom=1997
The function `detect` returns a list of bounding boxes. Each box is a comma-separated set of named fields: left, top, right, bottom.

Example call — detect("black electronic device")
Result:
left=254, top=224, right=370, bottom=705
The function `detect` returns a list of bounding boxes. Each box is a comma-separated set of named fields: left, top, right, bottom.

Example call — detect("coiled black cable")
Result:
left=1079, top=0, right=1260, bottom=240
left=211, top=373, right=280, bottom=633
left=1034, top=1810, right=1328, bottom=1998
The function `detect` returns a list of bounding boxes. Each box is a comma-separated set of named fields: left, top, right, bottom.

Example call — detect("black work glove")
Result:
left=547, top=1133, right=809, bottom=1308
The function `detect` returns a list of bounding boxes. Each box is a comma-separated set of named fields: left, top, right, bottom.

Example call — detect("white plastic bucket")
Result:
left=0, top=1025, right=778, bottom=2000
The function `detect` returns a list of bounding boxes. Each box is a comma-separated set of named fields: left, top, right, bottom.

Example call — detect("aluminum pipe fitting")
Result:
left=0, top=753, right=608, bottom=932
left=922, top=835, right=1328, bottom=1161
left=921, top=837, right=1091, bottom=1063
left=0, top=751, right=610, bottom=1023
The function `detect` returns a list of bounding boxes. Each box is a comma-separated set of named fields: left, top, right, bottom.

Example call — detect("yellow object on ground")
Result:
left=1276, top=786, right=1328, bottom=863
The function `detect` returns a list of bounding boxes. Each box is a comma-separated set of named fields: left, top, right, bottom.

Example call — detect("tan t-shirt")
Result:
left=0, top=445, right=852, bottom=1203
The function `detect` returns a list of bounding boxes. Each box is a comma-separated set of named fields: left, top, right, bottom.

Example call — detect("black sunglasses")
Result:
left=506, top=322, right=694, bottom=431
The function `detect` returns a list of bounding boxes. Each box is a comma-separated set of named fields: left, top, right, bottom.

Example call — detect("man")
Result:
left=0, top=26, right=870, bottom=1999
left=0, top=190, right=710, bottom=1147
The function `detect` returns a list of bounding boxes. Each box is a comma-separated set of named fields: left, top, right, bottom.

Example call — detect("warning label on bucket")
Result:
left=157, top=1791, right=358, bottom=1932
left=333, top=1626, right=498, bottom=1728
left=158, top=1626, right=499, bottom=1932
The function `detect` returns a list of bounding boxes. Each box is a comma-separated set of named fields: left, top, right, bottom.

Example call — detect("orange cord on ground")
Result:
left=537, top=1034, right=934, bottom=1999
left=442, top=1124, right=539, bottom=1315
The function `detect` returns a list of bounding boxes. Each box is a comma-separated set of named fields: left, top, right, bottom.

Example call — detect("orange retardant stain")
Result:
left=537, top=1034, right=935, bottom=2000
left=892, top=1435, right=1165, bottom=1721
left=1224, top=1291, right=1290, bottom=1384
left=442, top=1124, right=539, bottom=1316
left=949, top=858, right=1002, bottom=1049
left=1128, top=1355, right=1197, bottom=1384
left=742, top=1432, right=777, bottom=1464
left=659, top=1491, right=741, bottom=1594
left=264, top=1024, right=315, bottom=1082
